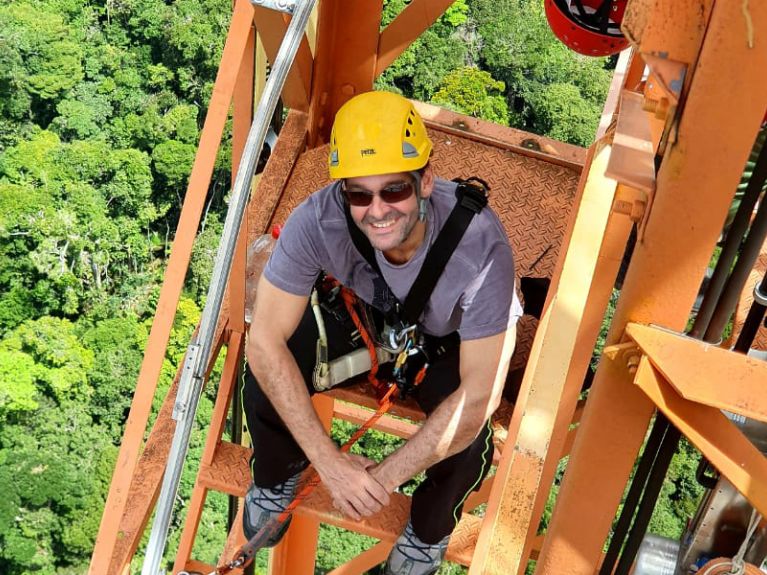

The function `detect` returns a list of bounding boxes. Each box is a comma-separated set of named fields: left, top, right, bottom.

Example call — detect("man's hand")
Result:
left=315, top=452, right=390, bottom=521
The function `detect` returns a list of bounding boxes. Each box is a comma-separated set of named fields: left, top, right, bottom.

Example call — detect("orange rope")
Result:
left=337, top=283, right=390, bottom=399
left=215, top=286, right=427, bottom=574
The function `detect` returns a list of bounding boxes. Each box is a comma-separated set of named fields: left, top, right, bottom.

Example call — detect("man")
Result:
left=244, top=91, right=521, bottom=574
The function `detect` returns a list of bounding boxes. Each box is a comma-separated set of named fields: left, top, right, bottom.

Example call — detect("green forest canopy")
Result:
left=0, top=1, right=705, bottom=574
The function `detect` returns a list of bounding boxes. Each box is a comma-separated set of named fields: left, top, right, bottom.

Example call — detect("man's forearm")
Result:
left=372, top=390, right=488, bottom=492
left=247, top=340, right=338, bottom=466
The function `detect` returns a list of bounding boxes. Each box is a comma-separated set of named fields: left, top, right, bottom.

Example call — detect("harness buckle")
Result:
left=385, top=323, right=418, bottom=352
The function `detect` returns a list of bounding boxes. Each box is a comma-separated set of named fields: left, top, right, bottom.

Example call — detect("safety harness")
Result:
left=313, top=177, right=490, bottom=397
left=209, top=178, right=489, bottom=575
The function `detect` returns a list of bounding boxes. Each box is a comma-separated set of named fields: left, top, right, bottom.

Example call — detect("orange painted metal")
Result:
left=306, top=0, right=383, bottom=146
left=88, top=5, right=256, bottom=573
left=375, top=0, right=455, bottom=77
left=597, top=48, right=633, bottom=140
left=622, top=0, right=714, bottom=76
left=469, top=142, right=634, bottom=575
left=633, top=356, right=767, bottom=517
left=229, top=20, right=255, bottom=336
left=333, top=401, right=421, bottom=439
left=173, top=332, right=246, bottom=572
left=623, top=49, right=646, bottom=94
left=536, top=0, right=767, bottom=572
left=606, top=91, right=655, bottom=194
left=107, top=326, right=228, bottom=574
left=625, top=323, right=767, bottom=422
left=252, top=6, right=313, bottom=111
left=326, top=541, right=392, bottom=574
left=247, top=109, right=309, bottom=245
left=413, top=100, right=587, bottom=170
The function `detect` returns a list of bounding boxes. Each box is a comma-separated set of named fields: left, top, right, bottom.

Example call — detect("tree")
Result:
left=527, top=83, right=601, bottom=146
left=0, top=130, right=158, bottom=326
left=0, top=4, right=84, bottom=124
left=376, top=0, right=469, bottom=100
left=433, top=66, right=510, bottom=125
left=469, top=0, right=611, bottom=144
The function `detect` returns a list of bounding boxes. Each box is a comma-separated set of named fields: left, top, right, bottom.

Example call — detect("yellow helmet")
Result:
left=328, top=91, right=432, bottom=179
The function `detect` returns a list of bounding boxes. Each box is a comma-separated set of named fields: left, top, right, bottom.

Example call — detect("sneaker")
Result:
left=242, top=473, right=300, bottom=547
left=384, top=521, right=449, bottom=575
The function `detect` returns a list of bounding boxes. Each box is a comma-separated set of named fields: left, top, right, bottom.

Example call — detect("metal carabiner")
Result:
left=388, top=323, right=417, bottom=352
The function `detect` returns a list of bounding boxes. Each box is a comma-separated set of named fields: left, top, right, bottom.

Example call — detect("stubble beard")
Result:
left=362, top=209, right=418, bottom=253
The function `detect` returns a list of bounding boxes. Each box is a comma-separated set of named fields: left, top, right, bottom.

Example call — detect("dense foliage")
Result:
left=0, top=1, right=704, bottom=574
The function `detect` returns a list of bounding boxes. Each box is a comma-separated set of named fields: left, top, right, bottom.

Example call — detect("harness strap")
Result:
left=343, top=177, right=489, bottom=326
left=403, top=178, right=488, bottom=324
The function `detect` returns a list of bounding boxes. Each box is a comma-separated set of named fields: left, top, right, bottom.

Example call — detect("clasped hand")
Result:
left=316, top=452, right=390, bottom=521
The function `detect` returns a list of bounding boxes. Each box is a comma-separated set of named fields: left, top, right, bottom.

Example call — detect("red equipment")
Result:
left=545, top=0, right=629, bottom=57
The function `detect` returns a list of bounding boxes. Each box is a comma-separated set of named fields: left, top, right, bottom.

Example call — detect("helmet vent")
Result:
left=402, top=142, right=418, bottom=158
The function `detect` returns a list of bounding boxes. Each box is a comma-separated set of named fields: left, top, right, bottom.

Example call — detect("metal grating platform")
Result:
left=199, top=440, right=483, bottom=567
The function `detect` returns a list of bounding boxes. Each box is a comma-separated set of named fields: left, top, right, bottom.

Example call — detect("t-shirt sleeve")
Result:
left=263, top=199, right=323, bottom=296
left=457, top=240, right=523, bottom=341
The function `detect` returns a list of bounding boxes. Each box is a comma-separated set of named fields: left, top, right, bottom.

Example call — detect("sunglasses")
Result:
left=341, top=180, right=416, bottom=207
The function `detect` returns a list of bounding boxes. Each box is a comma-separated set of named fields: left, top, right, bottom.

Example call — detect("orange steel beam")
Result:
left=333, top=401, right=421, bottom=439
left=88, top=3, right=255, bottom=571
left=536, top=0, right=767, bottom=572
left=622, top=0, right=714, bottom=82
left=229, top=19, right=255, bottom=336
left=306, top=0, right=383, bottom=146
left=625, top=323, right=767, bottom=422
left=375, top=0, right=455, bottom=77
left=173, top=331, right=246, bottom=572
left=470, top=142, right=634, bottom=575
left=633, top=356, right=767, bottom=516
left=623, top=49, right=647, bottom=93
left=327, top=541, right=392, bottom=574
left=597, top=48, right=633, bottom=139
left=252, top=5, right=313, bottom=111
left=107, top=326, right=228, bottom=574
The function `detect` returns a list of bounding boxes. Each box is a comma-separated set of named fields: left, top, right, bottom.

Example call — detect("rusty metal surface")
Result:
left=247, top=110, right=308, bottom=244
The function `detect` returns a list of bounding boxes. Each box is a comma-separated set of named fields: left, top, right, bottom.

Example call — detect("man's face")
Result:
left=343, top=172, right=421, bottom=253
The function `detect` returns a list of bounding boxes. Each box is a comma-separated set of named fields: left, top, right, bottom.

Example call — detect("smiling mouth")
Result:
left=370, top=219, right=397, bottom=229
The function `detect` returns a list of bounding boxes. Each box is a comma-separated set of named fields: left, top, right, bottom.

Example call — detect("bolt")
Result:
left=626, top=354, right=641, bottom=374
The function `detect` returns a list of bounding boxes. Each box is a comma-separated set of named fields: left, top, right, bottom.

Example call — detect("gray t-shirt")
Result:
left=264, top=177, right=522, bottom=340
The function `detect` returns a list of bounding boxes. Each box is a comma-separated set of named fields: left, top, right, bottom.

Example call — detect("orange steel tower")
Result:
left=89, top=0, right=767, bottom=573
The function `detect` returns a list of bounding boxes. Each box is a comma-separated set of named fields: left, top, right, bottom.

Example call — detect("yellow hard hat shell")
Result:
left=328, top=91, right=433, bottom=179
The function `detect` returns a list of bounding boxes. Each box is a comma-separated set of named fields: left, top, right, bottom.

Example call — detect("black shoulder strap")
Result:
left=402, top=178, right=488, bottom=324
left=344, top=177, right=489, bottom=325
left=345, top=206, right=382, bottom=275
